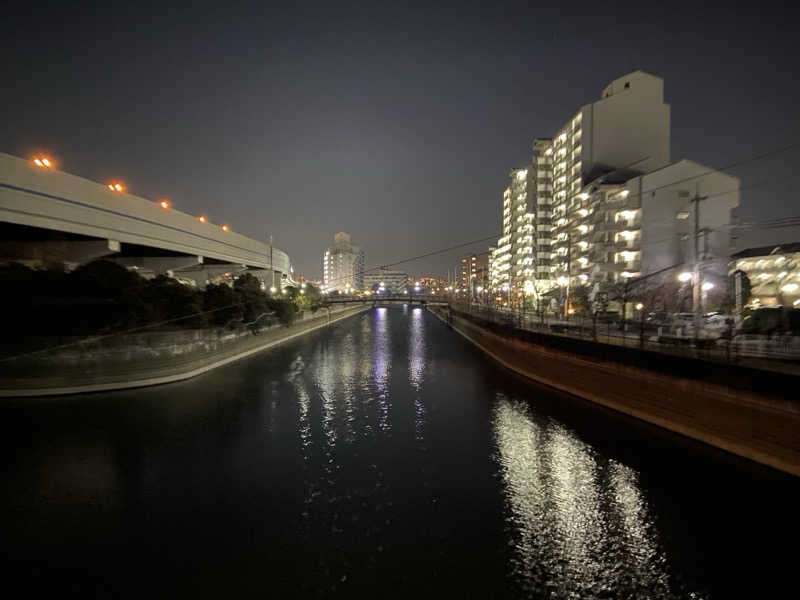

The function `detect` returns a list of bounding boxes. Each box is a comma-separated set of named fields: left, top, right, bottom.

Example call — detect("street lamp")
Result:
left=107, top=182, right=125, bottom=192
left=159, top=200, right=170, bottom=209
left=32, top=156, right=54, bottom=168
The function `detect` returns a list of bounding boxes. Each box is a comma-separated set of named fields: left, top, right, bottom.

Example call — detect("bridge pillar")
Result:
left=245, top=268, right=283, bottom=290
left=110, top=255, right=204, bottom=281
left=0, top=238, right=120, bottom=270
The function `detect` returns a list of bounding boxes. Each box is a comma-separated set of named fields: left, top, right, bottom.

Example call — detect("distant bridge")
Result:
left=0, top=152, right=290, bottom=288
left=323, top=295, right=449, bottom=307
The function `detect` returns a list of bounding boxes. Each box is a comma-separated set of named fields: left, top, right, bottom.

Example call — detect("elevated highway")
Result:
left=0, top=152, right=290, bottom=287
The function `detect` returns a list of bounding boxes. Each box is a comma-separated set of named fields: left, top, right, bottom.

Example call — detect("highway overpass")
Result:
left=0, top=152, right=291, bottom=287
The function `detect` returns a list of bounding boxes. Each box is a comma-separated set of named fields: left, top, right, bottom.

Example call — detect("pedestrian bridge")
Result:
left=323, top=295, right=449, bottom=307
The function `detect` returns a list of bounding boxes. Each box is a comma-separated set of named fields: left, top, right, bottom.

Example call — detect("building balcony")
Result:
left=605, top=261, right=642, bottom=272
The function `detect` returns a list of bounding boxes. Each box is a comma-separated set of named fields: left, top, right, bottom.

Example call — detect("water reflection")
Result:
left=372, top=307, right=391, bottom=433
left=493, top=395, right=684, bottom=598
left=408, top=307, right=426, bottom=441
left=2, top=307, right=788, bottom=597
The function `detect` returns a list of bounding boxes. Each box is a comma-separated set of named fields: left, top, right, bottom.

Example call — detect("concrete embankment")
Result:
left=0, top=305, right=369, bottom=397
left=431, top=306, right=800, bottom=476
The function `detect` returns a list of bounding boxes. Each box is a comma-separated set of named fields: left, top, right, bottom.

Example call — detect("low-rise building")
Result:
left=730, top=244, right=800, bottom=309
left=363, top=268, right=409, bottom=293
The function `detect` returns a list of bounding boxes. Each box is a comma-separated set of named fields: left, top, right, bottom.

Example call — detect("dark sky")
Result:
left=3, top=1, right=799, bottom=278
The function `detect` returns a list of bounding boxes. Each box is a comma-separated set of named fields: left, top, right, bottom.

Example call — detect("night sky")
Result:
left=3, top=1, right=799, bottom=279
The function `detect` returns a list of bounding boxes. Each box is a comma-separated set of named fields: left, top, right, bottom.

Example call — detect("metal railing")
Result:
left=447, top=302, right=800, bottom=376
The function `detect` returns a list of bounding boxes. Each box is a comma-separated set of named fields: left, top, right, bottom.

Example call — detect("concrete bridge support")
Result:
left=110, top=255, right=204, bottom=280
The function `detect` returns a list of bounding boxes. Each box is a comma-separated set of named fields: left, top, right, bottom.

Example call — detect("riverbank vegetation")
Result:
left=0, top=261, right=321, bottom=339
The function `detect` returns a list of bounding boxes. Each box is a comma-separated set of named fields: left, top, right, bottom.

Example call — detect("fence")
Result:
left=449, top=303, right=800, bottom=375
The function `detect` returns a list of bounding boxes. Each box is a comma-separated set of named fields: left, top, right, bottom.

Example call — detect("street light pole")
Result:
left=690, top=191, right=708, bottom=342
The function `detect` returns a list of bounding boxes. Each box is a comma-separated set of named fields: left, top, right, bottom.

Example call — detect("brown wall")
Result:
left=437, top=308, right=800, bottom=477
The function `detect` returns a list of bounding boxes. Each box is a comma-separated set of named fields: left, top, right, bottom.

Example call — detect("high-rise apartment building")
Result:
left=547, top=71, right=671, bottom=289
left=322, top=232, right=365, bottom=292
left=490, top=141, right=554, bottom=303
left=490, top=71, right=738, bottom=311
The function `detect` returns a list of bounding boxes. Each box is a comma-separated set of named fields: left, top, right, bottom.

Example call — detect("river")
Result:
left=1, top=306, right=798, bottom=598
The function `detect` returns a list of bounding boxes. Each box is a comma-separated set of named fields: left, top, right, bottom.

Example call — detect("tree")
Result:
left=203, top=283, right=242, bottom=327
left=233, top=273, right=267, bottom=322
left=144, top=275, right=207, bottom=328
left=570, top=284, right=593, bottom=315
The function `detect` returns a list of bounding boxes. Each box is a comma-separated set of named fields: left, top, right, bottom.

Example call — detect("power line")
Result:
left=321, top=234, right=499, bottom=288
left=616, top=141, right=800, bottom=200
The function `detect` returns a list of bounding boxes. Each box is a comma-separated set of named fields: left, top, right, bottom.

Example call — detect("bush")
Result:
left=203, top=283, right=242, bottom=327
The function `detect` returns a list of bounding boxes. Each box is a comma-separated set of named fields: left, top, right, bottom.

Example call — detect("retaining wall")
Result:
left=432, top=307, right=800, bottom=476
left=0, top=304, right=369, bottom=397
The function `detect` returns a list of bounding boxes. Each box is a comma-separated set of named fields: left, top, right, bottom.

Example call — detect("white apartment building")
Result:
left=322, top=232, right=365, bottom=292
left=491, top=140, right=555, bottom=302
left=490, top=70, right=738, bottom=309
left=563, top=159, right=739, bottom=292
left=549, top=71, right=671, bottom=287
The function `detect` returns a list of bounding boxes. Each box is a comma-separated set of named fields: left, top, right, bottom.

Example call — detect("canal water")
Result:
left=1, top=307, right=798, bottom=598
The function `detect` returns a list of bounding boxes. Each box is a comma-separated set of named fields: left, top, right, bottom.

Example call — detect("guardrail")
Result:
left=447, top=303, right=800, bottom=375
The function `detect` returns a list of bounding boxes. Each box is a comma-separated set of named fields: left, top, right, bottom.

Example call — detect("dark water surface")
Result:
left=1, top=307, right=798, bottom=598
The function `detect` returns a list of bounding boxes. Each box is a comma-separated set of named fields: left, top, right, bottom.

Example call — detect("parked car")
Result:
left=704, top=313, right=734, bottom=338
left=645, top=311, right=670, bottom=326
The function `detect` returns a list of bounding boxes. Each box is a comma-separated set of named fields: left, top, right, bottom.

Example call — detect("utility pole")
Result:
left=691, top=190, right=708, bottom=342
left=269, top=235, right=274, bottom=291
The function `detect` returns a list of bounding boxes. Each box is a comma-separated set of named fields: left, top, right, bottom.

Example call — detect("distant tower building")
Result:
left=322, top=232, right=365, bottom=292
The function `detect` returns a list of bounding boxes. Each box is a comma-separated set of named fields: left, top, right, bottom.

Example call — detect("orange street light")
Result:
left=159, top=200, right=170, bottom=209
left=221, top=224, right=230, bottom=232
left=32, top=156, right=54, bottom=168
left=107, top=182, right=125, bottom=192
left=198, top=215, right=207, bottom=223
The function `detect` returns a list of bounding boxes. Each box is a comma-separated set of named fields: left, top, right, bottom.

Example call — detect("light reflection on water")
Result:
left=409, top=307, right=426, bottom=442
left=372, top=307, right=391, bottom=433
left=1, top=306, right=794, bottom=597
left=493, top=395, right=684, bottom=598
